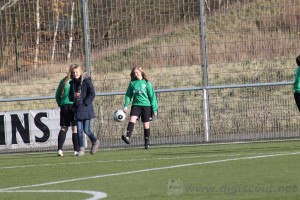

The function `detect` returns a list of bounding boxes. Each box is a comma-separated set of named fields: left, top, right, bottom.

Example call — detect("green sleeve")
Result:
left=147, top=81, right=158, bottom=112
left=124, top=82, right=133, bottom=108
left=294, top=67, right=300, bottom=92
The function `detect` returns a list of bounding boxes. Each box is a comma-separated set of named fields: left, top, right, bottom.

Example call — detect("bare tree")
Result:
left=14, top=5, right=20, bottom=71
left=0, top=0, right=19, bottom=12
left=34, top=0, right=40, bottom=69
left=67, top=0, right=76, bottom=62
left=0, top=0, right=20, bottom=69
left=205, top=0, right=210, bottom=12
left=51, top=0, right=60, bottom=63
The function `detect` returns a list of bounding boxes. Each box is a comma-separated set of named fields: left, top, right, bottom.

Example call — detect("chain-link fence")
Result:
left=0, top=0, right=299, bottom=152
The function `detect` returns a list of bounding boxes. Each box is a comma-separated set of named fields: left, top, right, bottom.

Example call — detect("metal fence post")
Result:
left=200, top=0, right=211, bottom=142
left=82, top=0, right=91, bottom=76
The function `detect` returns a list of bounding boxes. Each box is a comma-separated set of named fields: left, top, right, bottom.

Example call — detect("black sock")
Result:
left=58, top=130, right=67, bottom=150
left=72, top=133, right=80, bottom=152
left=126, top=122, right=134, bottom=138
left=144, top=128, right=150, bottom=144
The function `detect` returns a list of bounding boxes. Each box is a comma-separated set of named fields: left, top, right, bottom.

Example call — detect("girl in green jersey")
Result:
left=55, top=64, right=80, bottom=156
left=294, top=55, right=300, bottom=112
left=121, top=66, right=158, bottom=149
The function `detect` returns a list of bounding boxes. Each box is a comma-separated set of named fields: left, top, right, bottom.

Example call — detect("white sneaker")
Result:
left=74, top=151, right=78, bottom=156
left=57, top=150, right=63, bottom=157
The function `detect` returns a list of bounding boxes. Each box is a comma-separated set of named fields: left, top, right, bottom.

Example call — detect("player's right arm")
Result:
left=124, top=82, right=133, bottom=113
left=55, top=79, right=63, bottom=107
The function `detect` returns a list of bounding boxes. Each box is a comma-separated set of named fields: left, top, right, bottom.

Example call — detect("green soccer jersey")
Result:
left=124, top=79, right=158, bottom=113
left=294, top=66, right=300, bottom=93
left=55, top=77, right=73, bottom=107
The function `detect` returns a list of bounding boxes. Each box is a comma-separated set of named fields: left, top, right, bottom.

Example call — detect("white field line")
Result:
left=0, top=151, right=277, bottom=170
left=0, top=190, right=107, bottom=200
left=1, top=151, right=300, bottom=192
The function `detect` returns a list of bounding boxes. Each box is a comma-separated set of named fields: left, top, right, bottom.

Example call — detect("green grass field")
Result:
left=0, top=140, right=299, bottom=200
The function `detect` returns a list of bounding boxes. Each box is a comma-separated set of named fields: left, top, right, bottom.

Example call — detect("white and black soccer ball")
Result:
left=113, top=109, right=126, bottom=122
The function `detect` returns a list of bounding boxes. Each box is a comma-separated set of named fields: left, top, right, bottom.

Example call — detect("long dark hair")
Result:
left=296, top=55, right=300, bottom=66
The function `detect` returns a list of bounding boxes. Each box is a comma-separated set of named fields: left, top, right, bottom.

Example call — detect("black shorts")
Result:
left=130, top=105, right=152, bottom=122
left=60, top=104, right=76, bottom=127
left=294, top=93, right=300, bottom=112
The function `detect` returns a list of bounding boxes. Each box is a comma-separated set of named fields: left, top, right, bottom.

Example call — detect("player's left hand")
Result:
left=150, top=112, right=157, bottom=121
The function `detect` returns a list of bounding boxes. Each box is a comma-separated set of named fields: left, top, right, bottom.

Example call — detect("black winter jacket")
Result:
left=69, top=76, right=95, bottom=120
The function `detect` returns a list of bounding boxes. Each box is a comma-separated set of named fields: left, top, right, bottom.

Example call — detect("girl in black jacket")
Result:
left=69, top=65, right=99, bottom=156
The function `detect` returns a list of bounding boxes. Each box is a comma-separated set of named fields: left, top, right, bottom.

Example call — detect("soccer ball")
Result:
left=113, top=109, right=126, bottom=122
